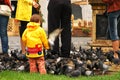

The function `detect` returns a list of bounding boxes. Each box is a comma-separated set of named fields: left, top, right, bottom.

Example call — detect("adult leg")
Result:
left=61, top=0, right=72, bottom=57
left=112, top=40, right=119, bottom=58
left=108, top=11, right=120, bottom=59
left=48, top=0, right=61, bottom=54
left=19, top=21, right=28, bottom=54
left=0, top=15, right=9, bottom=53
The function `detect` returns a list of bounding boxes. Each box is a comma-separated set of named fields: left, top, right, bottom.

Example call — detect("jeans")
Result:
left=108, top=10, right=120, bottom=40
left=0, top=15, right=9, bottom=53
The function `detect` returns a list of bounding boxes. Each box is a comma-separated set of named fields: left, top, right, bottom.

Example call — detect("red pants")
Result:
left=28, top=57, right=46, bottom=74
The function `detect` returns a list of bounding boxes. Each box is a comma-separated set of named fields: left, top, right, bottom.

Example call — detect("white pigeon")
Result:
left=17, top=65, right=25, bottom=71
left=48, top=28, right=63, bottom=46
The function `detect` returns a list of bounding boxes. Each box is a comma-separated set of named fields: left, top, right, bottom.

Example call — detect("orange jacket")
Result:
left=22, top=22, right=50, bottom=58
left=102, top=0, right=120, bottom=13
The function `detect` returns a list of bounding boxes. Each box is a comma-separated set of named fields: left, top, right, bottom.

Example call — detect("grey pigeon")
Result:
left=98, top=60, right=109, bottom=75
left=85, top=70, right=94, bottom=76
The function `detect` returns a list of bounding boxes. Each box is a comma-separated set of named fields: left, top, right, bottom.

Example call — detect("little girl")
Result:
left=22, top=14, right=50, bottom=74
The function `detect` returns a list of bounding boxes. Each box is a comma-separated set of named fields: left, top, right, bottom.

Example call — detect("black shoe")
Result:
left=0, top=53, right=3, bottom=55
left=3, top=53, right=9, bottom=57
left=115, top=50, right=120, bottom=59
left=60, top=53, right=70, bottom=58
left=112, top=58, right=120, bottom=65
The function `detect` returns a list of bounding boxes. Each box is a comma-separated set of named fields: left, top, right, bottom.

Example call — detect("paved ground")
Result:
left=71, top=36, right=92, bottom=49
left=0, top=36, right=92, bottom=52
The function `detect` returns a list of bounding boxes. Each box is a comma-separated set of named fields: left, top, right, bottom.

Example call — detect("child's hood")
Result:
left=27, top=22, right=40, bottom=31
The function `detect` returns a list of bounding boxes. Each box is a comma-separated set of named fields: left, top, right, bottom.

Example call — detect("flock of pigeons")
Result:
left=0, top=44, right=120, bottom=77
left=0, top=28, right=120, bottom=77
left=45, top=44, right=120, bottom=77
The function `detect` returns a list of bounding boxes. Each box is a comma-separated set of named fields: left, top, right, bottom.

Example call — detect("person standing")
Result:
left=15, top=0, right=40, bottom=54
left=47, top=0, right=72, bottom=57
left=102, top=0, right=120, bottom=59
left=22, top=14, right=50, bottom=74
left=0, top=0, right=12, bottom=54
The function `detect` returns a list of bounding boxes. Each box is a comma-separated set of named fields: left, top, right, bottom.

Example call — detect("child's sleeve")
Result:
left=22, top=29, right=27, bottom=43
left=40, top=28, right=50, bottom=50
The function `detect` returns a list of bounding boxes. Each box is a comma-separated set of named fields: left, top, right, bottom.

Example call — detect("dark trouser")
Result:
left=48, top=0, right=72, bottom=57
left=19, top=7, right=40, bottom=38
left=19, top=21, right=28, bottom=37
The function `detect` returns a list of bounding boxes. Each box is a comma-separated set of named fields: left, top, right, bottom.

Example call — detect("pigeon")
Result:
left=105, top=50, right=114, bottom=63
left=115, top=50, right=120, bottom=59
left=48, top=28, right=63, bottom=46
left=98, top=60, right=109, bottom=75
left=69, top=68, right=81, bottom=77
left=112, top=58, right=120, bottom=65
left=0, top=63, right=5, bottom=71
left=85, top=70, right=94, bottom=76
left=17, top=65, right=25, bottom=71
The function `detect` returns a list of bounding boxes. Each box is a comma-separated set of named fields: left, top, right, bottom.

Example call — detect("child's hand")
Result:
left=17, top=53, right=27, bottom=60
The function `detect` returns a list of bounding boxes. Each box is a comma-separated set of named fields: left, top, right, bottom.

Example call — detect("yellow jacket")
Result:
left=22, top=22, right=50, bottom=58
left=15, top=0, right=33, bottom=21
